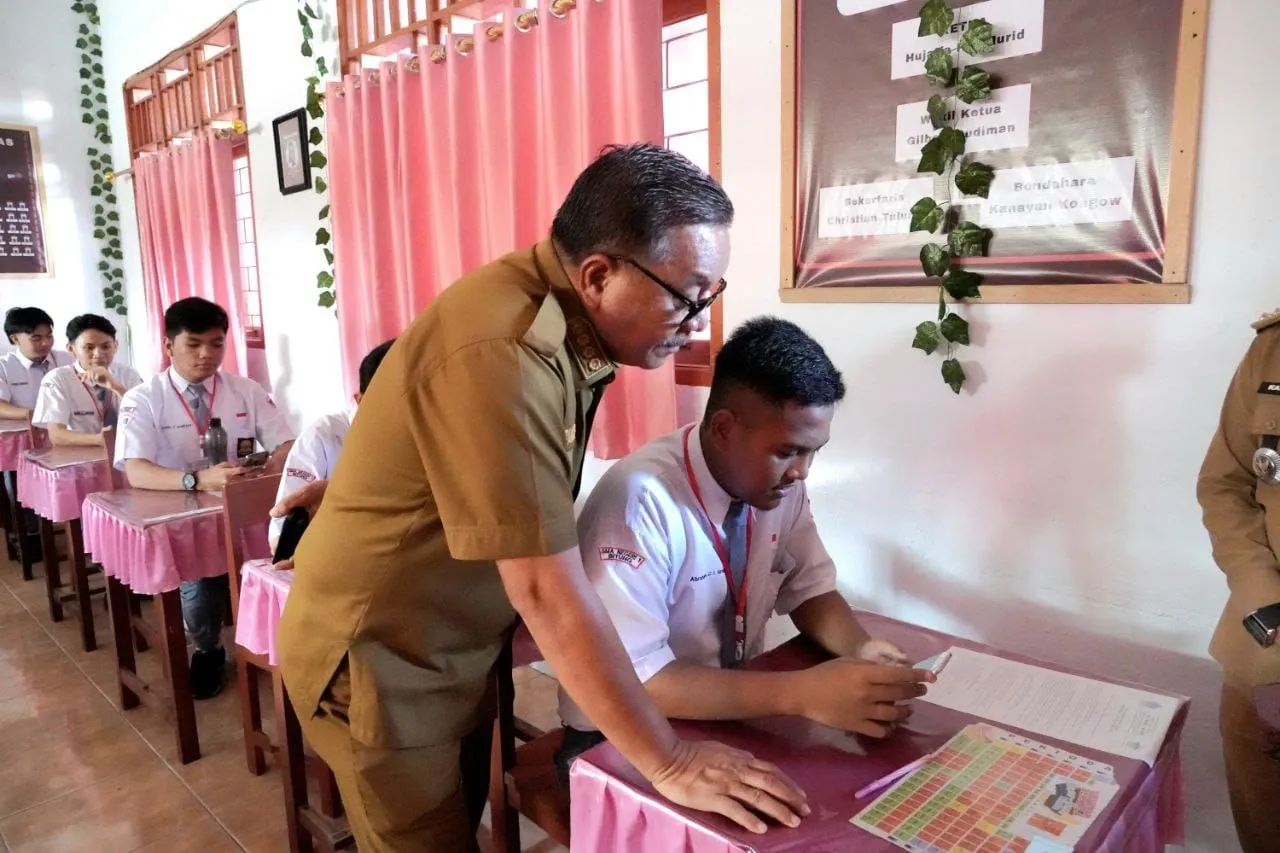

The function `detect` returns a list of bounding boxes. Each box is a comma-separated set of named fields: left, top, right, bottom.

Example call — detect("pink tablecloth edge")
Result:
left=82, top=498, right=228, bottom=595
left=16, top=456, right=113, bottom=523
left=235, top=559, right=289, bottom=665
left=0, top=430, right=31, bottom=472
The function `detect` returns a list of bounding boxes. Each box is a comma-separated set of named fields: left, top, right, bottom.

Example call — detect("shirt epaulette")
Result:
left=1253, top=309, right=1280, bottom=332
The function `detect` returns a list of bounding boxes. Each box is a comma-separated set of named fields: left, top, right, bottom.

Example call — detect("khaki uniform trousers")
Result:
left=1221, top=679, right=1280, bottom=853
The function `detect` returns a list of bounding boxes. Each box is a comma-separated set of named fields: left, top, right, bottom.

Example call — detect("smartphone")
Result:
left=273, top=507, right=311, bottom=563
left=238, top=450, right=269, bottom=468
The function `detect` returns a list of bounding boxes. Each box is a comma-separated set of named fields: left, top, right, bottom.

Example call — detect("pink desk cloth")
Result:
left=235, top=555, right=545, bottom=670
left=17, top=447, right=115, bottom=523
left=570, top=614, right=1187, bottom=853
left=82, top=489, right=227, bottom=595
left=0, top=419, right=32, bottom=472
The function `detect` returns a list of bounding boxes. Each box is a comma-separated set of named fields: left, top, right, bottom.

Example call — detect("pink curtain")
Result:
left=326, top=0, right=674, bottom=459
left=133, top=131, right=247, bottom=376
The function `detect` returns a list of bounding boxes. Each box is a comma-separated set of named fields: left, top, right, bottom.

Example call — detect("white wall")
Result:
left=98, top=0, right=344, bottom=429
left=0, top=2, right=113, bottom=346
left=721, top=1, right=1269, bottom=851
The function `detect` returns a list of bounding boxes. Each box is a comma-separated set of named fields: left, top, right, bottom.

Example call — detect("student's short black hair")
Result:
left=708, top=317, right=845, bottom=411
left=66, top=313, right=118, bottom=343
left=164, top=297, right=229, bottom=339
left=358, top=339, right=394, bottom=395
left=551, top=143, right=734, bottom=264
left=4, top=307, right=55, bottom=339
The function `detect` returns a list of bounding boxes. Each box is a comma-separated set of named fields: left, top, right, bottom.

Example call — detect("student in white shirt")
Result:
left=268, top=339, right=393, bottom=550
left=556, top=317, right=934, bottom=781
left=33, top=313, right=143, bottom=447
left=0, top=307, right=74, bottom=420
left=115, top=297, right=295, bottom=699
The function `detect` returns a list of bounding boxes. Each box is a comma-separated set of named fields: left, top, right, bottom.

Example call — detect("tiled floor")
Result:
left=0, top=546, right=567, bottom=852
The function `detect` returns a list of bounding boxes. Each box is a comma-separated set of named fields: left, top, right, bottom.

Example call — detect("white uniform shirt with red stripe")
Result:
left=33, top=362, right=144, bottom=434
left=113, top=367, right=295, bottom=472
left=268, top=406, right=354, bottom=542
left=557, top=425, right=838, bottom=732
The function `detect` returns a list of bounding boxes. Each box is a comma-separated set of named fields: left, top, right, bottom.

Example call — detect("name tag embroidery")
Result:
left=73, top=410, right=93, bottom=417
left=1260, top=382, right=1280, bottom=396
left=286, top=467, right=316, bottom=483
left=691, top=568, right=725, bottom=583
left=599, top=546, right=645, bottom=570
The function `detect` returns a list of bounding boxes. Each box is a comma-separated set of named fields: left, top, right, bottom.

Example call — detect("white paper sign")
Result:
left=980, top=157, right=1136, bottom=228
left=891, top=0, right=1045, bottom=80
left=837, top=0, right=907, bottom=14
left=817, top=177, right=934, bottom=238
left=895, top=83, right=1031, bottom=162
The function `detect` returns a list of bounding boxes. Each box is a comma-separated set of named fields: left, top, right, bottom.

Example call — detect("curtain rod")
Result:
left=106, top=121, right=260, bottom=183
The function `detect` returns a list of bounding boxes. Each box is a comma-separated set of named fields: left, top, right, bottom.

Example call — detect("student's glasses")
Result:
left=610, top=256, right=727, bottom=326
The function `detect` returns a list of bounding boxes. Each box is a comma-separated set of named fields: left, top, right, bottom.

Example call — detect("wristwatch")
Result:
left=181, top=472, right=198, bottom=492
left=1243, top=602, right=1280, bottom=647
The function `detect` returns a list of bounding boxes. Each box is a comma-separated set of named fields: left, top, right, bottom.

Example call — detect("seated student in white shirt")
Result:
left=0, top=307, right=75, bottom=420
left=268, top=339, right=394, bottom=550
left=555, top=317, right=935, bottom=782
left=115, top=297, right=295, bottom=700
left=33, top=313, right=143, bottom=447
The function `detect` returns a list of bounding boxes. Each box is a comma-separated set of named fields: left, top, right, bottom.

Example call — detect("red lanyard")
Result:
left=682, top=426, right=753, bottom=665
left=79, top=379, right=106, bottom=422
left=168, top=373, right=218, bottom=434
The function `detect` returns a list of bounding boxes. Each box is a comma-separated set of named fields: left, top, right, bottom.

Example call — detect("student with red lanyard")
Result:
left=33, top=313, right=143, bottom=447
left=556, top=316, right=935, bottom=785
left=115, top=297, right=294, bottom=699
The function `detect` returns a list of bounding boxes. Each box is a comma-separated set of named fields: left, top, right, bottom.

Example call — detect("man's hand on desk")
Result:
left=792, top=658, right=934, bottom=738
left=649, top=740, right=809, bottom=835
left=856, top=638, right=911, bottom=666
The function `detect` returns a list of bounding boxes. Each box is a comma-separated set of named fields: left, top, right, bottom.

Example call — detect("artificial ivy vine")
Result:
left=908, top=0, right=998, bottom=394
left=299, top=2, right=336, bottom=308
left=71, top=0, right=126, bottom=316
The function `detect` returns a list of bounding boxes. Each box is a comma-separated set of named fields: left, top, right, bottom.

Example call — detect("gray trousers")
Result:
left=179, top=575, right=228, bottom=652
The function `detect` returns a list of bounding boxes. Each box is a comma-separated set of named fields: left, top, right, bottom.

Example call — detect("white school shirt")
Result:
left=114, top=367, right=295, bottom=472
left=0, top=350, right=75, bottom=409
left=558, top=426, right=838, bottom=732
left=32, top=362, right=145, bottom=434
left=268, top=406, right=354, bottom=542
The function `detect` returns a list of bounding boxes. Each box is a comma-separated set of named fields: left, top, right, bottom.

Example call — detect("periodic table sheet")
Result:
left=853, top=723, right=1119, bottom=853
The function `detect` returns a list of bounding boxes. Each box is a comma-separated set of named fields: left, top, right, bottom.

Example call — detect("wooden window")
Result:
left=122, top=14, right=265, bottom=347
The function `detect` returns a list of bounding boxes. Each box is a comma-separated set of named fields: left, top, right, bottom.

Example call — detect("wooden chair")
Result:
left=489, top=628, right=571, bottom=852
left=220, top=472, right=349, bottom=853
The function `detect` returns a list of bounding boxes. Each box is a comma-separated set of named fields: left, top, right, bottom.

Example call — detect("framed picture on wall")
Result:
left=0, top=123, right=51, bottom=277
left=272, top=108, right=312, bottom=196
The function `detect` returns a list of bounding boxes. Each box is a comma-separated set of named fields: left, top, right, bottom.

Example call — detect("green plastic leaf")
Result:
left=101, top=286, right=112, bottom=298
left=106, top=211, right=118, bottom=221
left=302, top=22, right=314, bottom=40
left=909, top=197, right=943, bottom=233
left=72, top=2, right=85, bottom=13
left=95, top=93, right=107, bottom=104
left=939, top=127, right=966, bottom=160
left=89, top=33, right=100, bottom=45
left=83, top=2, right=97, bottom=13
left=76, top=38, right=87, bottom=49
left=318, top=204, right=330, bottom=220
left=956, top=67, right=992, bottom=104
left=95, top=108, right=108, bottom=120
left=318, top=291, right=336, bottom=308
left=79, top=67, right=91, bottom=79
left=959, top=18, right=996, bottom=56
left=314, top=176, right=327, bottom=193
left=93, top=228, right=105, bottom=239
left=78, top=23, right=89, bottom=34
left=106, top=225, right=118, bottom=236
left=90, top=185, right=102, bottom=196
left=81, top=85, right=92, bottom=96
left=317, top=270, right=334, bottom=288
left=954, top=161, right=995, bottom=198
left=310, top=150, right=327, bottom=169
left=304, top=2, right=318, bottom=18
left=301, top=40, right=313, bottom=58
left=81, top=98, right=93, bottom=109
left=941, top=358, right=965, bottom=394
left=912, top=321, right=941, bottom=355
left=307, top=100, right=323, bottom=121
left=940, top=312, right=970, bottom=345
left=917, top=0, right=954, bottom=37
left=97, top=261, right=109, bottom=272
left=943, top=268, right=983, bottom=300
left=316, top=227, right=331, bottom=246
left=93, top=215, right=105, bottom=226
left=927, top=95, right=948, bottom=130
left=918, top=136, right=949, bottom=175
left=948, top=222, right=993, bottom=257
left=924, top=47, right=953, bottom=86
left=297, top=9, right=308, bottom=26
left=91, top=62, right=102, bottom=74
left=323, top=248, right=334, bottom=265
left=317, top=57, right=329, bottom=77
left=920, top=243, right=951, bottom=277
left=309, top=127, right=323, bottom=146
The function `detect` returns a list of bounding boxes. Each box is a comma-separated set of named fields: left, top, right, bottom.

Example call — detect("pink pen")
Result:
left=854, top=751, right=935, bottom=800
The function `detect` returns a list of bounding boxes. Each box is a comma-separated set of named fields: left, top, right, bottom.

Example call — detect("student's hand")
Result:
left=795, top=659, right=934, bottom=737
left=272, top=558, right=295, bottom=572
left=83, top=365, right=124, bottom=395
left=195, top=462, right=247, bottom=491
left=649, top=739, right=809, bottom=834
left=856, top=638, right=910, bottom=666
left=270, top=478, right=328, bottom=519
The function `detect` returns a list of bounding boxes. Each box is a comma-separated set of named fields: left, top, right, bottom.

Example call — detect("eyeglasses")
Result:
left=611, top=256, right=727, bottom=326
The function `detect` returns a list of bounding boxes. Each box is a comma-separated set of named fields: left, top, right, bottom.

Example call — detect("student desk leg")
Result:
left=39, top=517, right=63, bottom=622
left=0, top=470, right=16, bottom=562
left=67, top=520, right=97, bottom=652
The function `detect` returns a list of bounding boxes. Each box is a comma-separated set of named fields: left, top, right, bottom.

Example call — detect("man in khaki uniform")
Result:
left=1198, top=309, right=1280, bottom=853
left=277, top=145, right=809, bottom=851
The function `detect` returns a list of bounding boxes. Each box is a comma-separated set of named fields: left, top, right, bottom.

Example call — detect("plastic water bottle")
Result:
left=202, top=417, right=228, bottom=466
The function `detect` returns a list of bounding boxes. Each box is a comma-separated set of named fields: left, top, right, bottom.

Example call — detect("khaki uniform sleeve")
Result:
left=1197, top=337, right=1280, bottom=612
left=411, top=338, right=577, bottom=561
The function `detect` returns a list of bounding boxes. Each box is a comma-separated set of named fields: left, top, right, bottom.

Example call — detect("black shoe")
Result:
left=190, top=647, right=226, bottom=700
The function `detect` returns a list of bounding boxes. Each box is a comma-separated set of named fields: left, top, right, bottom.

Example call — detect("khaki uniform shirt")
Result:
left=277, top=239, right=615, bottom=748
left=1199, top=313, right=1280, bottom=687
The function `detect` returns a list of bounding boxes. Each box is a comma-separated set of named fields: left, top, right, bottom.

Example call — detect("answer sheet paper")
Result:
left=919, top=647, right=1180, bottom=765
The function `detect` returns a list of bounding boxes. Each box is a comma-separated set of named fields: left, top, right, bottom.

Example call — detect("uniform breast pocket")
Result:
left=1251, top=401, right=1280, bottom=499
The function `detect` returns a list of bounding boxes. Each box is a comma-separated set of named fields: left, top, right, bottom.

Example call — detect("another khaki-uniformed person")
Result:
left=276, top=144, right=810, bottom=852
left=1198, top=309, right=1280, bottom=853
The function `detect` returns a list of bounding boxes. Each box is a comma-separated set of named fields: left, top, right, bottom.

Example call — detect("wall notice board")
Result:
left=0, top=124, right=50, bottom=277
left=780, top=0, right=1208, bottom=304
